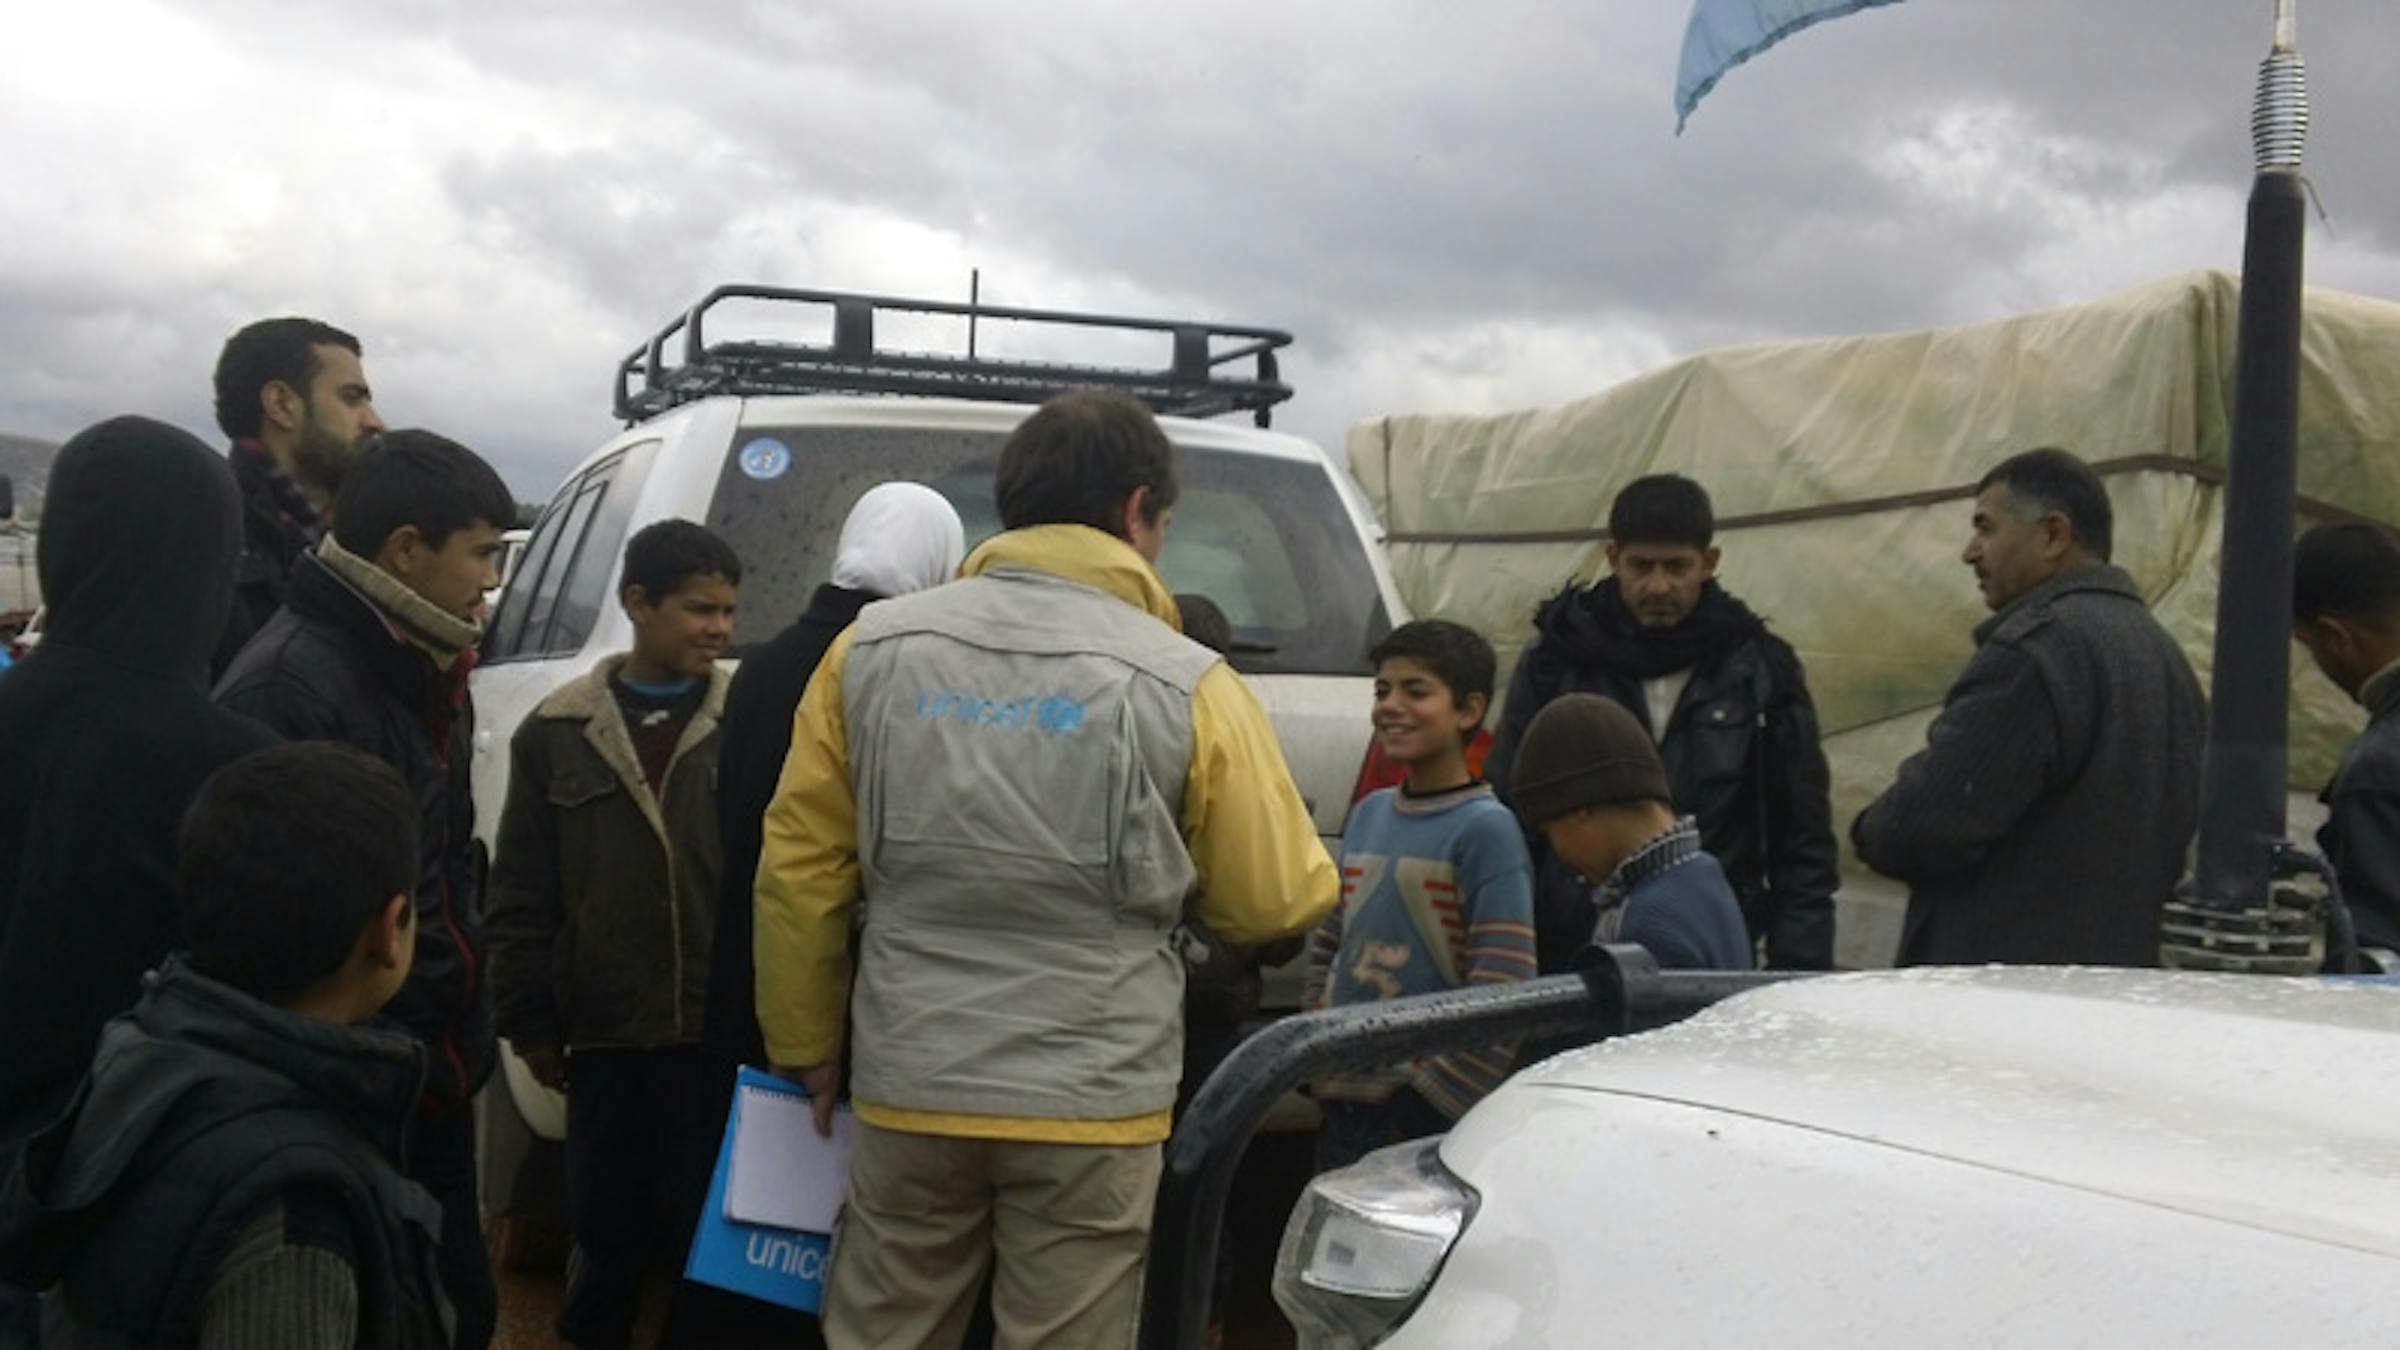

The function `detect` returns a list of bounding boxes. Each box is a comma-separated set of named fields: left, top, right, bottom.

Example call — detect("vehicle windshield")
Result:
left=707, top=423, right=1390, bottom=676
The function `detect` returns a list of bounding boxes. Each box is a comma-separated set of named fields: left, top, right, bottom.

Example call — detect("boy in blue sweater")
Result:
left=1509, top=693, right=1752, bottom=971
left=1305, top=621, right=1536, bottom=1172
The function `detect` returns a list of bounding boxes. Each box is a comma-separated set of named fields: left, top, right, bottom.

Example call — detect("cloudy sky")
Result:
left=2, top=0, right=2394, bottom=498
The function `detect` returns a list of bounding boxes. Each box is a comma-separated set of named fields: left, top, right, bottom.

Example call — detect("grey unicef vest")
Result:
left=841, top=564, right=1220, bottom=1120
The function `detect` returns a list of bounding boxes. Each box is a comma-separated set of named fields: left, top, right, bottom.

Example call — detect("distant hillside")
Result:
left=0, top=431, right=56, bottom=520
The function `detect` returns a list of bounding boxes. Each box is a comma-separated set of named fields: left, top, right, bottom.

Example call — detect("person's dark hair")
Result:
left=213, top=318, right=361, bottom=441
left=1979, top=447, right=2113, bottom=562
left=330, top=429, right=515, bottom=557
left=994, top=391, right=1178, bottom=536
left=2295, top=523, right=2400, bottom=626
left=179, top=743, right=418, bottom=1002
left=621, top=519, right=742, bottom=602
left=1608, top=475, right=1714, bottom=551
left=1370, top=619, right=1497, bottom=732
left=1176, top=593, right=1232, bottom=653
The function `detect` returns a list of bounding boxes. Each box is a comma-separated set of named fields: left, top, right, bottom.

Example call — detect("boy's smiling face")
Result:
left=1371, top=654, right=1487, bottom=767
left=626, top=572, right=738, bottom=681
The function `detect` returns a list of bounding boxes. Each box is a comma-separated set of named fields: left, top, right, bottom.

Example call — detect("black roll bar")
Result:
left=612, top=285, right=1296, bottom=427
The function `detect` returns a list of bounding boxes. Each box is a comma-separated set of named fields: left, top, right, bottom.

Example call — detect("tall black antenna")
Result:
left=2166, top=0, right=2333, bottom=971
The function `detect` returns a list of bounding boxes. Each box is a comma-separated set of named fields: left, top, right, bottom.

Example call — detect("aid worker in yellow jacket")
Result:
left=755, top=390, right=1338, bottom=1350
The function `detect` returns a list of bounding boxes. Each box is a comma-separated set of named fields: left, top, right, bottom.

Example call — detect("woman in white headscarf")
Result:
left=826, top=481, right=966, bottom=598
left=706, top=482, right=965, bottom=1069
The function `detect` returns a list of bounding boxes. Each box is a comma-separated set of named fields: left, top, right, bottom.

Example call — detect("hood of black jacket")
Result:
left=0, top=958, right=426, bottom=1261
left=35, top=417, right=242, bottom=686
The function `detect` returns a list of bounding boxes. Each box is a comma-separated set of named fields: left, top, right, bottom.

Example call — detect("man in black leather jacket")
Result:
left=1488, top=475, right=1838, bottom=971
left=2293, top=523, right=2400, bottom=961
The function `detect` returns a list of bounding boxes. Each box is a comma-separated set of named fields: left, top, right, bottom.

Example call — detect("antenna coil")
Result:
left=2251, top=48, right=2308, bottom=173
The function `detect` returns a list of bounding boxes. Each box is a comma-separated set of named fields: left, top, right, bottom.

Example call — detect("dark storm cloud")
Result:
left=1, top=0, right=2393, bottom=494
left=432, top=1, right=2400, bottom=350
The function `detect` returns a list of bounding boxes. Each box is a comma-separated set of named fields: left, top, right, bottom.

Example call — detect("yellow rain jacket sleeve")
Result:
left=753, top=626, right=861, bottom=1069
left=1184, top=664, right=1341, bottom=947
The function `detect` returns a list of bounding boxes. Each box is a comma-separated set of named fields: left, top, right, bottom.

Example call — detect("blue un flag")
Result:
left=1676, top=0, right=1912, bottom=131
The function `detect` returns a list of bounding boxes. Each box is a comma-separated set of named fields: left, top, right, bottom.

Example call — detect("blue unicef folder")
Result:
left=684, top=1066, right=848, bottom=1312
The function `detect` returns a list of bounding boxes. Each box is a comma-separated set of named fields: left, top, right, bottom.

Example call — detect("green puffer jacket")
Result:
left=488, top=656, right=728, bottom=1053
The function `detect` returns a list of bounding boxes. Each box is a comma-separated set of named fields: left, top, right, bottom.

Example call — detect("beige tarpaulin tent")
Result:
left=1348, top=270, right=2400, bottom=966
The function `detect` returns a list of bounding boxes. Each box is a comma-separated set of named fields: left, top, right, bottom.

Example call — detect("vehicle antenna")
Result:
left=2166, top=0, right=2338, bottom=972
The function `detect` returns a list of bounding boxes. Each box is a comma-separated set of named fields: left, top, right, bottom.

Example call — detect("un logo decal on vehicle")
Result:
left=737, top=437, right=793, bottom=481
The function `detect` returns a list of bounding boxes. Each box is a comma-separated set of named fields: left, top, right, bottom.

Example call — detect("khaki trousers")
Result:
left=823, top=1122, right=1163, bottom=1350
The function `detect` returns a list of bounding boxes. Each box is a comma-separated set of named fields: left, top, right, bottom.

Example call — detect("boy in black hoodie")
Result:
left=0, top=417, right=269, bottom=1150
left=0, top=742, right=451, bottom=1349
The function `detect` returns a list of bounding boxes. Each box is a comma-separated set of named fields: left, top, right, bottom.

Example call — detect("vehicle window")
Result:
left=496, top=534, right=529, bottom=592
left=707, top=425, right=1391, bottom=675
left=482, top=446, right=619, bottom=658
left=484, top=487, right=575, bottom=662
left=1156, top=487, right=1308, bottom=631
left=520, top=477, right=603, bottom=654
left=548, top=443, right=655, bottom=655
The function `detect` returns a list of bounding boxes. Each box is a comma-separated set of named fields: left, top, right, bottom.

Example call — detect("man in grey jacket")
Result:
left=1854, top=448, right=2204, bottom=966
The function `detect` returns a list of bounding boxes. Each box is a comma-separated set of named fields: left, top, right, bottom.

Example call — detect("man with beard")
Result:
left=210, top=317, right=387, bottom=676
left=1488, top=474, right=1837, bottom=973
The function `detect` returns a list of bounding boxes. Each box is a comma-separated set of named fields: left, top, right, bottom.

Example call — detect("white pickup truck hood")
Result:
left=1392, top=968, right=2400, bottom=1348
left=1517, top=966, right=2400, bottom=1250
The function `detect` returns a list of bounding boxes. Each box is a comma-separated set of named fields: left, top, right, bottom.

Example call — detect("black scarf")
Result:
left=1539, top=577, right=1767, bottom=680
left=230, top=440, right=328, bottom=549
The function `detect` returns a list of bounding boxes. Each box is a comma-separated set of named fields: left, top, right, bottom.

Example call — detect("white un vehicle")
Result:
left=1262, top=961, right=2400, bottom=1348
left=469, top=286, right=1405, bottom=1211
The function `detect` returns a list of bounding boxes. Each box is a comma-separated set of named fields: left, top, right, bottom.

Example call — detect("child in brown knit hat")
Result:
left=1509, top=694, right=1751, bottom=970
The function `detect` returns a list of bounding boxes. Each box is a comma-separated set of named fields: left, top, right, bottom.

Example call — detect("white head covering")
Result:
left=830, top=482, right=966, bottom=598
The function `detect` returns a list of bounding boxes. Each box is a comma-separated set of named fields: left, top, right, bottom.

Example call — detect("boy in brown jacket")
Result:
left=488, top=519, right=741, bottom=1349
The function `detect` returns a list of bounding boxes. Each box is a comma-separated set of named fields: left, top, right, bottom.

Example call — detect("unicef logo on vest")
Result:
left=917, top=690, right=1089, bottom=736
left=737, top=437, right=793, bottom=481
left=1035, top=695, right=1085, bottom=735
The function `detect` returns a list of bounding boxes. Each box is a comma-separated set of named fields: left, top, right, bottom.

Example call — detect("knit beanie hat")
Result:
left=1509, top=693, right=1673, bottom=824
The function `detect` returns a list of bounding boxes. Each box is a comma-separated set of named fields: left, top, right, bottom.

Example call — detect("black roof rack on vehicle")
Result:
left=613, top=285, right=1296, bottom=428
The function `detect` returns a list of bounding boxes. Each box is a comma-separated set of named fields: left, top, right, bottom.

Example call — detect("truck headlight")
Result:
left=1272, top=1137, right=1478, bottom=1347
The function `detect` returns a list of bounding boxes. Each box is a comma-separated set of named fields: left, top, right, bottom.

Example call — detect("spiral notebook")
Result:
left=724, top=1080, right=854, bottom=1233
